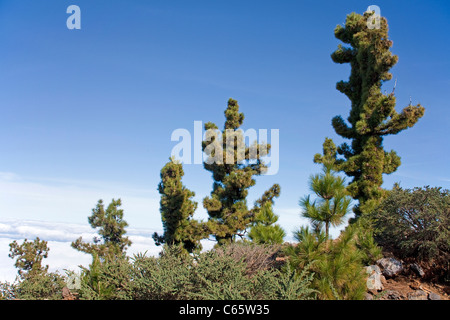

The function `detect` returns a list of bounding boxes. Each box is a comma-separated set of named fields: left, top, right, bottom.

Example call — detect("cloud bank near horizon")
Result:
left=0, top=219, right=165, bottom=283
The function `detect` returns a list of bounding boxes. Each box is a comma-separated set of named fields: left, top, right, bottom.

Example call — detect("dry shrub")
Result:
left=214, top=242, right=282, bottom=276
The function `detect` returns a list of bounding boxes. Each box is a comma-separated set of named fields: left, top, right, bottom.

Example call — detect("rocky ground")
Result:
left=365, top=257, right=449, bottom=300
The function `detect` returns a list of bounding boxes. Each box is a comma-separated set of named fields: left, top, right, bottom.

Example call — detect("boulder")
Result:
left=428, top=292, right=441, bottom=300
left=377, top=257, right=403, bottom=277
left=365, top=265, right=381, bottom=275
left=410, top=263, right=425, bottom=277
left=364, top=292, right=373, bottom=300
left=385, top=290, right=402, bottom=300
left=365, top=265, right=384, bottom=293
left=380, top=274, right=387, bottom=285
left=407, top=290, right=428, bottom=300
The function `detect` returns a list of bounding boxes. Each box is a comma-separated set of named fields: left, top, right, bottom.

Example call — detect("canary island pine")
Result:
left=315, top=11, right=425, bottom=218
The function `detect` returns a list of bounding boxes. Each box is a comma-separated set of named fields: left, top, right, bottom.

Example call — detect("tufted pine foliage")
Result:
left=314, top=11, right=425, bottom=218
left=249, top=202, right=286, bottom=245
left=71, top=199, right=132, bottom=260
left=8, top=238, right=66, bottom=300
left=153, top=158, right=207, bottom=254
left=285, top=225, right=367, bottom=300
left=300, top=166, right=352, bottom=239
left=202, top=98, right=274, bottom=245
left=9, top=238, right=50, bottom=279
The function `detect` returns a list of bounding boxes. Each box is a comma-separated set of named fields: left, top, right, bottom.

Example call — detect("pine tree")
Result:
left=249, top=202, right=286, bottom=245
left=72, top=199, right=132, bottom=260
left=152, top=157, right=207, bottom=253
left=315, top=11, right=425, bottom=218
left=248, top=184, right=285, bottom=244
left=253, top=183, right=281, bottom=209
left=285, top=225, right=366, bottom=300
left=8, top=238, right=66, bottom=300
left=9, top=238, right=49, bottom=279
left=202, top=98, right=272, bottom=245
left=300, top=167, right=352, bottom=239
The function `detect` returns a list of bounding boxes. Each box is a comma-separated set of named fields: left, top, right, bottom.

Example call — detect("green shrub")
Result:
left=13, top=271, right=66, bottom=300
left=130, top=244, right=314, bottom=300
left=56, top=243, right=315, bottom=300
left=0, top=281, right=17, bottom=300
left=370, top=185, right=449, bottom=278
left=189, top=249, right=260, bottom=300
left=78, top=253, right=132, bottom=300
left=130, top=246, right=193, bottom=300
left=6, top=237, right=66, bottom=300
left=265, top=263, right=316, bottom=300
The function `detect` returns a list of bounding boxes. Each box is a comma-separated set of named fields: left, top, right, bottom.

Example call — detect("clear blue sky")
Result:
left=0, top=0, right=449, bottom=237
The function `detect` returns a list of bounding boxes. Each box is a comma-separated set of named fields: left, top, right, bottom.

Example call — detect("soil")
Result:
left=370, top=274, right=450, bottom=300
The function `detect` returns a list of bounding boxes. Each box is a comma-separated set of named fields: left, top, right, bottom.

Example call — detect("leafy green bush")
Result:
left=370, top=186, right=450, bottom=279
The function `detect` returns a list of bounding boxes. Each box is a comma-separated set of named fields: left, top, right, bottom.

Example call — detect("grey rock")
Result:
left=385, top=290, right=402, bottom=300
left=407, top=290, right=428, bottom=300
left=364, top=292, right=374, bottom=300
left=377, top=257, right=403, bottom=277
left=428, top=292, right=441, bottom=300
left=365, top=265, right=384, bottom=293
left=381, top=290, right=404, bottom=300
left=410, top=263, right=425, bottom=277
left=365, top=265, right=381, bottom=275
left=366, top=273, right=384, bottom=293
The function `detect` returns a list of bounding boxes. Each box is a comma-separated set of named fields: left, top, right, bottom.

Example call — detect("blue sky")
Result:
left=0, top=1, right=449, bottom=279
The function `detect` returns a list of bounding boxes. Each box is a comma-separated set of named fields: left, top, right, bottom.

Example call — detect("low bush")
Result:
left=130, top=244, right=315, bottom=300
left=370, top=186, right=450, bottom=280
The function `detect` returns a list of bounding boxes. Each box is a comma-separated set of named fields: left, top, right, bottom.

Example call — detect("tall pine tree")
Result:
left=315, top=11, right=425, bottom=217
left=153, top=157, right=207, bottom=253
left=202, top=98, right=276, bottom=245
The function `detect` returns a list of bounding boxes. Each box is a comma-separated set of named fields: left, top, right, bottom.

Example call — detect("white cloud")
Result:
left=0, top=219, right=163, bottom=283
